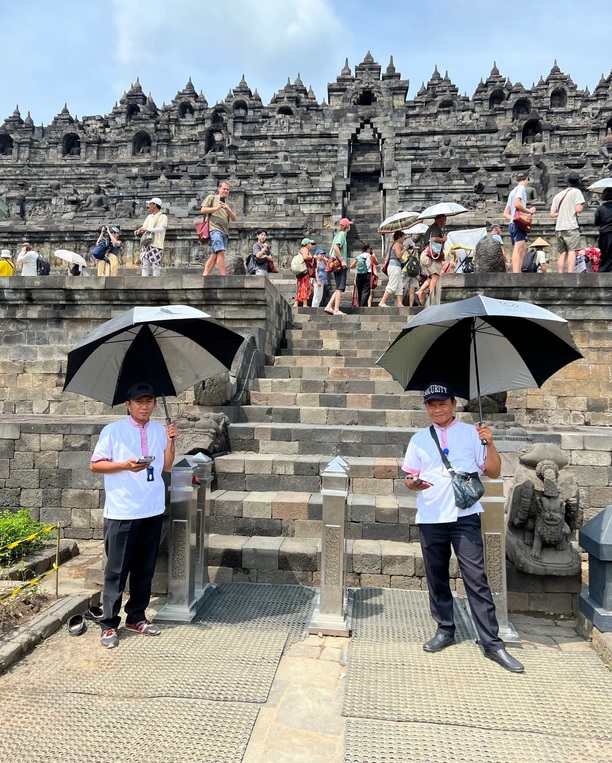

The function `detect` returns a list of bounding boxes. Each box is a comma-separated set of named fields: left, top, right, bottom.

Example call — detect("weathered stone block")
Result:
left=62, top=489, right=99, bottom=510
left=352, top=540, right=381, bottom=573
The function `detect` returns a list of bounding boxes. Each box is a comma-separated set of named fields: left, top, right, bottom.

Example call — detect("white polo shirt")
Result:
left=92, top=416, right=168, bottom=520
left=402, top=419, right=486, bottom=524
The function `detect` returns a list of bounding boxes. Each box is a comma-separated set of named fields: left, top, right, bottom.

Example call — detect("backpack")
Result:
left=521, top=251, right=538, bottom=273
left=356, top=254, right=369, bottom=274
left=92, top=237, right=111, bottom=261
left=290, top=252, right=307, bottom=277
left=36, top=254, right=50, bottom=275
left=402, top=249, right=420, bottom=278
left=245, top=253, right=257, bottom=275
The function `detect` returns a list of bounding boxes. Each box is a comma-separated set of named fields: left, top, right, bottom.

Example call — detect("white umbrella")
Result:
left=54, top=249, right=88, bottom=266
left=587, top=178, right=612, bottom=194
left=402, top=222, right=429, bottom=235
left=378, top=210, right=421, bottom=234
left=417, top=202, right=469, bottom=220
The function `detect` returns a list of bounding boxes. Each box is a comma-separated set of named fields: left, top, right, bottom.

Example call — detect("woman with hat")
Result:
left=96, top=225, right=122, bottom=276
left=527, top=237, right=549, bottom=273
left=0, top=249, right=14, bottom=276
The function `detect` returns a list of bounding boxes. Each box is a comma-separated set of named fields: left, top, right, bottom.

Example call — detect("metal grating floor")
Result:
left=74, top=624, right=288, bottom=702
left=342, top=641, right=612, bottom=741
left=350, top=587, right=472, bottom=643
left=344, top=718, right=612, bottom=763
left=0, top=693, right=258, bottom=763
left=195, top=582, right=316, bottom=645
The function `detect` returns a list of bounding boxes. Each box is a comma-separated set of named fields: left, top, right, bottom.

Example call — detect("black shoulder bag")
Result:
left=429, top=426, right=485, bottom=510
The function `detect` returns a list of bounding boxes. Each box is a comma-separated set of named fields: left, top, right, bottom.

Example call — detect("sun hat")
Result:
left=531, top=237, right=550, bottom=248
left=301, top=238, right=315, bottom=246
left=0, top=249, right=11, bottom=259
left=146, top=197, right=163, bottom=207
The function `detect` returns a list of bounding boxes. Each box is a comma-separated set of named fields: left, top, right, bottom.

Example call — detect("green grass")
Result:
left=0, top=510, right=50, bottom=567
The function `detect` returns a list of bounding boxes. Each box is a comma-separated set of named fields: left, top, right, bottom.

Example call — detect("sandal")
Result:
left=67, top=614, right=87, bottom=637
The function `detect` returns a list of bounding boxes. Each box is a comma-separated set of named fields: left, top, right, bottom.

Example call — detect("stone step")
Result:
left=284, top=328, right=403, bottom=342
left=227, top=404, right=514, bottom=428
left=280, top=337, right=395, bottom=352
left=227, top=421, right=413, bottom=456
left=290, top=307, right=410, bottom=322
left=252, top=378, right=405, bottom=395
left=214, top=452, right=409, bottom=494
left=277, top=349, right=383, bottom=367
left=207, top=535, right=436, bottom=589
left=273, top=355, right=386, bottom=368
left=261, top=365, right=398, bottom=381
left=209, top=489, right=418, bottom=541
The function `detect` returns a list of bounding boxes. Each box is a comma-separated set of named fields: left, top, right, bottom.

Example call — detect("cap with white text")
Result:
left=423, top=383, right=455, bottom=402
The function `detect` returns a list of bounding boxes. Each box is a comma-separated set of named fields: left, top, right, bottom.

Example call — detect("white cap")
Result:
left=0, top=249, right=11, bottom=259
left=147, top=197, right=163, bottom=207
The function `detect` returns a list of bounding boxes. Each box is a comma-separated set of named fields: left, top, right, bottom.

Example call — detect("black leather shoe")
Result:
left=84, top=605, right=104, bottom=623
left=423, top=632, right=456, bottom=653
left=67, top=614, right=87, bottom=637
left=484, top=647, right=525, bottom=673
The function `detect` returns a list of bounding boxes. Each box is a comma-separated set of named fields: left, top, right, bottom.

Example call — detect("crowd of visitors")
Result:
left=1, top=173, right=610, bottom=282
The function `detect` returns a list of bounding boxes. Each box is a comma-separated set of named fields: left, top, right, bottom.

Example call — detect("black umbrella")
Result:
left=376, top=295, right=582, bottom=421
left=63, top=305, right=244, bottom=421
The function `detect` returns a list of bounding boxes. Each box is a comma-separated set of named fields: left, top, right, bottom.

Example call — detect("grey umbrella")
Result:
left=376, top=295, right=583, bottom=422
left=63, top=305, right=244, bottom=422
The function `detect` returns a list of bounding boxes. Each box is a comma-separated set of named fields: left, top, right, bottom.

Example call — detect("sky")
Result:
left=0, top=0, right=609, bottom=125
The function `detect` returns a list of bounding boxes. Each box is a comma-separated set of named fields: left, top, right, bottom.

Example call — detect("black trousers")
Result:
left=356, top=272, right=371, bottom=306
left=419, top=513, right=503, bottom=651
left=101, top=514, right=164, bottom=630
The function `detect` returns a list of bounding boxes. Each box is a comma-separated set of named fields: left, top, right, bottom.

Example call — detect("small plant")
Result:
left=0, top=510, right=49, bottom=567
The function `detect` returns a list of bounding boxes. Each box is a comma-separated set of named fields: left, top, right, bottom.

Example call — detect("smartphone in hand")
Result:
left=137, top=456, right=155, bottom=464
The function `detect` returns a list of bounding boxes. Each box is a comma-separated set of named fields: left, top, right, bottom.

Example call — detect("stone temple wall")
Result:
left=1, top=54, right=612, bottom=262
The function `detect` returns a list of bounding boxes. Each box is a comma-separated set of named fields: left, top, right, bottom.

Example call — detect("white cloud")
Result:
left=110, top=0, right=342, bottom=104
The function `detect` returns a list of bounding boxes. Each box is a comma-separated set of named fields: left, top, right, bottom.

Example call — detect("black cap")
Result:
left=423, top=382, right=455, bottom=402
left=126, top=382, right=156, bottom=400
left=489, top=223, right=501, bottom=231
left=566, top=171, right=581, bottom=187
left=516, top=172, right=529, bottom=181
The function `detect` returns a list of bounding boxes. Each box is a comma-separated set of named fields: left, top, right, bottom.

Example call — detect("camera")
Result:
left=219, top=197, right=227, bottom=203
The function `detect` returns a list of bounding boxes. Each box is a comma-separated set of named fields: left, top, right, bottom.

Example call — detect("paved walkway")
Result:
left=0, top=544, right=610, bottom=763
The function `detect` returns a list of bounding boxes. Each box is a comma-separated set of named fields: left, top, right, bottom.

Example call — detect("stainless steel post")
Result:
left=156, top=456, right=208, bottom=622
left=192, top=453, right=215, bottom=600
left=480, top=476, right=520, bottom=644
left=308, top=456, right=351, bottom=637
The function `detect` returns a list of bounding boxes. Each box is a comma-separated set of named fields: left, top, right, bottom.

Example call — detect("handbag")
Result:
left=429, top=426, right=485, bottom=510
left=428, top=239, right=443, bottom=260
left=326, top=256, right=343, bottom=273
left=140, top=230, right=154, bottom=247
left=267, top=260, right=278, bottom=274
left=370, top=272, right=379, bottom=290
left=512, top=210, right=532, bottom=233
left=194, top=216, right=210, bottom=244
left=351, top=283, right=359, bottom=308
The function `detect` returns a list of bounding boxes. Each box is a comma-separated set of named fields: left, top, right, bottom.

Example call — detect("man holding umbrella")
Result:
left=402, top=382, right=524, bottom=673
left=91, top=383, right=178, bottom=649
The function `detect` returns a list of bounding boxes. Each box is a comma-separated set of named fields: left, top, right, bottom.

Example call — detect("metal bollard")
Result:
left=480, top=477, right=520, bottom=644
left=192, top=453, right=214, bottom=599
left=156, top=454, right=214, bottom=622
left=308, top=456, right=351, bottom=637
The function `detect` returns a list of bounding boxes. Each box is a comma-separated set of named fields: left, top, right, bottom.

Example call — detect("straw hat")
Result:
left=531, top=237, right=549, bottom=248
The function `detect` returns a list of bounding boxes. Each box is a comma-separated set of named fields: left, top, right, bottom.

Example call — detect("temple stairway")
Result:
left=208, top=308, right=514, bottom=588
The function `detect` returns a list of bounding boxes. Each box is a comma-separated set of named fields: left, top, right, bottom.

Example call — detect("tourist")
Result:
left=416, top=214, right=446, bottom=302
left=324, top=218, right=352, bottom=316
left=134, top=198, right=168, bottom=277
left=201, top=181, right=237, bottom=277
left=90, top=382, right=178, bottom=649
left=16, top=242, right=39, bottom=275
left=550, top=172, right=584, bottom=273
left=350, top=242, right=377, bottom=307
left=402, top=382, right=525, bottom=673
left=0, top=249, right=15, bottom=276
left=594, top=187, right=612, bottom=272
left=251, top=229, right=273, bottom=275
left=294, top=238, right=315, bottom=307
left=504, top=172, right=536, bottom=273
left=95, top=225, right=122, bottom=276
left=524, top=237, right=549, bottom=273
left=312, top=249, right=328, bottom=308
left=378, top=231, right=405, bottom=307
